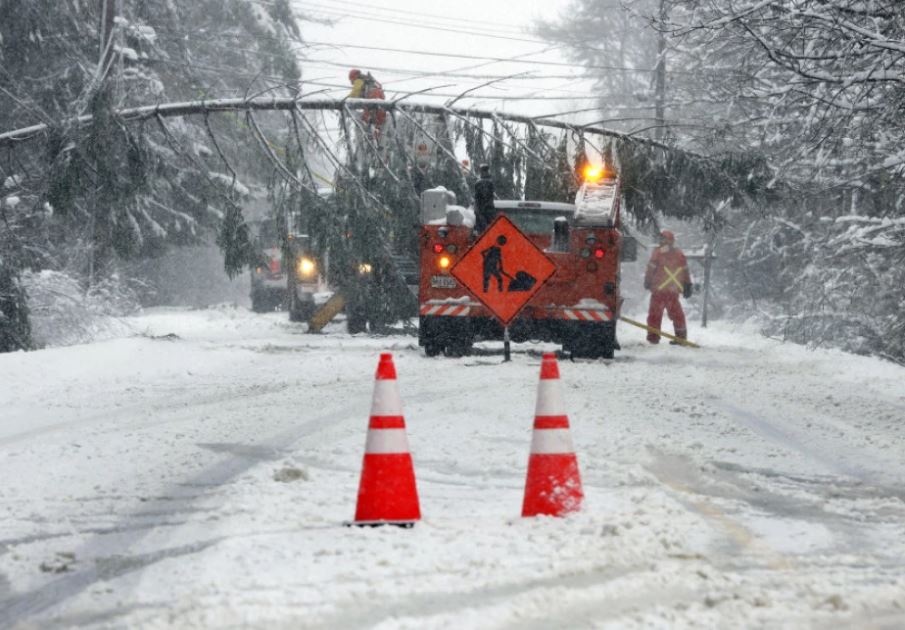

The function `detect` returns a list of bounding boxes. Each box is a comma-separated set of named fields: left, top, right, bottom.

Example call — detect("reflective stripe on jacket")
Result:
left=349, top=77, right=384, bottom=100
left=645, top=246, right=690, bottom=293
left=349, top=78, right=365, bottom=98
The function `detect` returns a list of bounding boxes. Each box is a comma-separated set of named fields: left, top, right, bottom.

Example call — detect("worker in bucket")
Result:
left=474, top=164, right=496, bottom=233
left=348, top=69, right=387, bottom=138
left=643, top=230, right=693, bottom=344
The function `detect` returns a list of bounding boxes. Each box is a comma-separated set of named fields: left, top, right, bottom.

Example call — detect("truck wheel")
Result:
left=569, top=341, right=597, bottom=360
left=290, top=303, right=314, bottom=323
left=289, top=294, right=315, bottom=322
left=347, top=308, right=367, bottom=334
left=366, top=311, right=389, bottom=335
left=251, top=289, right=267, bottom=313
left=566, top=323, right=614, bottom=360
left=419, top=315, right=445, bottom=357
left=599, top=334, right=615, bottom=359
left=444, top=321, right=473, bottom=357
left=598, top=322, right=617, bottom=359
left=565, top=326, right=591, bottom=359
left=444, top=338, right=472, bottom=358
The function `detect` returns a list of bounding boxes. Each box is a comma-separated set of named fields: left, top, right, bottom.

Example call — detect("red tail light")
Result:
left=432, top=243, right=444, bottom=254
left=594, top=247, right=605, bottom=259
left=269, top=259, right=281, bottom=274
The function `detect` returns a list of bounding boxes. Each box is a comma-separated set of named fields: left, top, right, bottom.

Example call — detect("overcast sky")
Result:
left=293, top=0, right=597, bottom=121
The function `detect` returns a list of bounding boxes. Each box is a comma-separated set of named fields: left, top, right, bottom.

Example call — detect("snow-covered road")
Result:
left=1, top=307, right=904, bottom=628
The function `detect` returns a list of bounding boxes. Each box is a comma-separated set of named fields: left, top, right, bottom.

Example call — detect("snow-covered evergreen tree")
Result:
left=0, top=0, right=304, bottom=349
left=539, top=0, right=905, bottom=363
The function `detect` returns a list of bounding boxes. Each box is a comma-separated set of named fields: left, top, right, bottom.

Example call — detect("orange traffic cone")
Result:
left=522, top=352, right=583, bottom=517
left=352, top=353, right=421, bottom=527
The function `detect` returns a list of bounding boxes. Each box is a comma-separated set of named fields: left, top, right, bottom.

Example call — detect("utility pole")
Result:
left=701, top=242, right=714, bottom=328
left=98, top=0, right=116, bottom=81
left=654, top=0, right=667, bottom=141
left=89, top=0, right=117, bottom=286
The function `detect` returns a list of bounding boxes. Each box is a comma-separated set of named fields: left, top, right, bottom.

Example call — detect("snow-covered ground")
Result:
left=1, top=306, right=904, bottom=628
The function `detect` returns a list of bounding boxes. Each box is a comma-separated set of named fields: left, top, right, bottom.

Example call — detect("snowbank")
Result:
left=21, top=270, right=137, bottom=348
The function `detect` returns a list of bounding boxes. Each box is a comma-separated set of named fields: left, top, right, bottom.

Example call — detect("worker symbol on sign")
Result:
left=451, top=215, right=555, bottom=327
left=481, top=235, right=537, bottom=293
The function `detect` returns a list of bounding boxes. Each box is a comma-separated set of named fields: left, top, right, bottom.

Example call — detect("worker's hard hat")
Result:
left=660, top=230, right=675, bottom=243
left=479, top=163, right=490, bottom=173
left=348, top=68, right=362, bottom=81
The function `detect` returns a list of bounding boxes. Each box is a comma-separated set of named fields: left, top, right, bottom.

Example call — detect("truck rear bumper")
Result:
left=293, top=283, right=318, bottom=301
left=419, top=299, right=480, bottom=317
left=419, top=299, right=614, bottom=322
left=257, top=278, right=287, bottom=290
left=419, top=313, right=615, bottom=346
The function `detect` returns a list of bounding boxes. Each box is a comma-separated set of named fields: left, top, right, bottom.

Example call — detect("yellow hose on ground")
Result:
left=619, top=316, right=701, bottom=348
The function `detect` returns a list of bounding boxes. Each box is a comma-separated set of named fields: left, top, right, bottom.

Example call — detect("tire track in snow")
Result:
left=644, top=450, right=794, bottom=571
left=0, top=380, right=293, bottom=448
left=307, top=564, right=681, bottom=630
left=645, top=447, right=905, bottom=575
left=717, top=401, right=881, bottom=482
left=0, top=399, right=365, bottom=626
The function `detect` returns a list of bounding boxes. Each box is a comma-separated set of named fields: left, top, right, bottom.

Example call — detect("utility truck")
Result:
left=417, top=166, right=635, bottom=358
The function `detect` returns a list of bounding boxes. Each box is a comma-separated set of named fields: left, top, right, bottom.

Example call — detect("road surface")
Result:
left=1, top=306, right=903, bottom=628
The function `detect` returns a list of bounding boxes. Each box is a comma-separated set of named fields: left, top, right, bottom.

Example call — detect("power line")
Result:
left=141, top=32, right=601, bottom=84
left=298, top=79, right=603, bottom=101
left=300, top=58, right=590, bottom=81
left=25, top=19, right=610, bottom=109
left=135, top=26, right=665, bottom=76
left=139, top=56, right=603, bottom=103
left=142, top=28, right=702, bottom=77
left=294, top=0, right=527, bottom=35
left=300, top=68, right=598, bottom=96
left=145, top=56, right=298, bottom=87
left=135, top=30, right=604, bottom=96
left=139, top=28, right=646, bottom=74
left=529, top=103, right=663, bottom=120
left=294, top=1, right=638, bottom=59
left=300, top=40, right=654, bottom=73
left=141, top=29, right=579, bottom=80
left=169, top=32, right=586, bottom=92
left=297, top=5, right=562, bottom=46
left=140, top=26, right=593, bottom=71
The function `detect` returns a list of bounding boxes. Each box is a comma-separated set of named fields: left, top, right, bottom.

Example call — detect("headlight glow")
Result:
left=297, top=257, right=316, bottom=277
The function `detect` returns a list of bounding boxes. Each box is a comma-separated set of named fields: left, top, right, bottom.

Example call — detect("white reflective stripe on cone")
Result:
left=530, top=429, right=575, bottom=454
left=534, top=379, right=566, bottom=417
left=370, top=379, right=403, bottom=416
left=365, top=429, right=411, bottom=454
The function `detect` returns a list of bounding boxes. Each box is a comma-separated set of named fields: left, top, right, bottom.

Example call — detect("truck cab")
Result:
left=286, top=233, right=320, bottom=322
left=250, top=219, right=287, bottom=313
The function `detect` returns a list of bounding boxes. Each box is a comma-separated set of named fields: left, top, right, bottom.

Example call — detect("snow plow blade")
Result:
left=308, top=293, right=347, bottom=333
left=619, top=315, right=700, bottom=348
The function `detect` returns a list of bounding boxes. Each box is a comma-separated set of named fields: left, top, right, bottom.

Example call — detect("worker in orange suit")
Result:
left=644, top=230, right=692, bottom=344
left=348, top=68, right=387, bottom=137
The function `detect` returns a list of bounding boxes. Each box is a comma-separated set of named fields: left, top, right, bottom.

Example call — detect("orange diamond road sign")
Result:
left=451, top=215, right=556, bottom=326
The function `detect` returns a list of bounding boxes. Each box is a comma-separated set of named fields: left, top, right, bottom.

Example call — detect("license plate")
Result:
left=430, top=275, right=457, bottom=289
